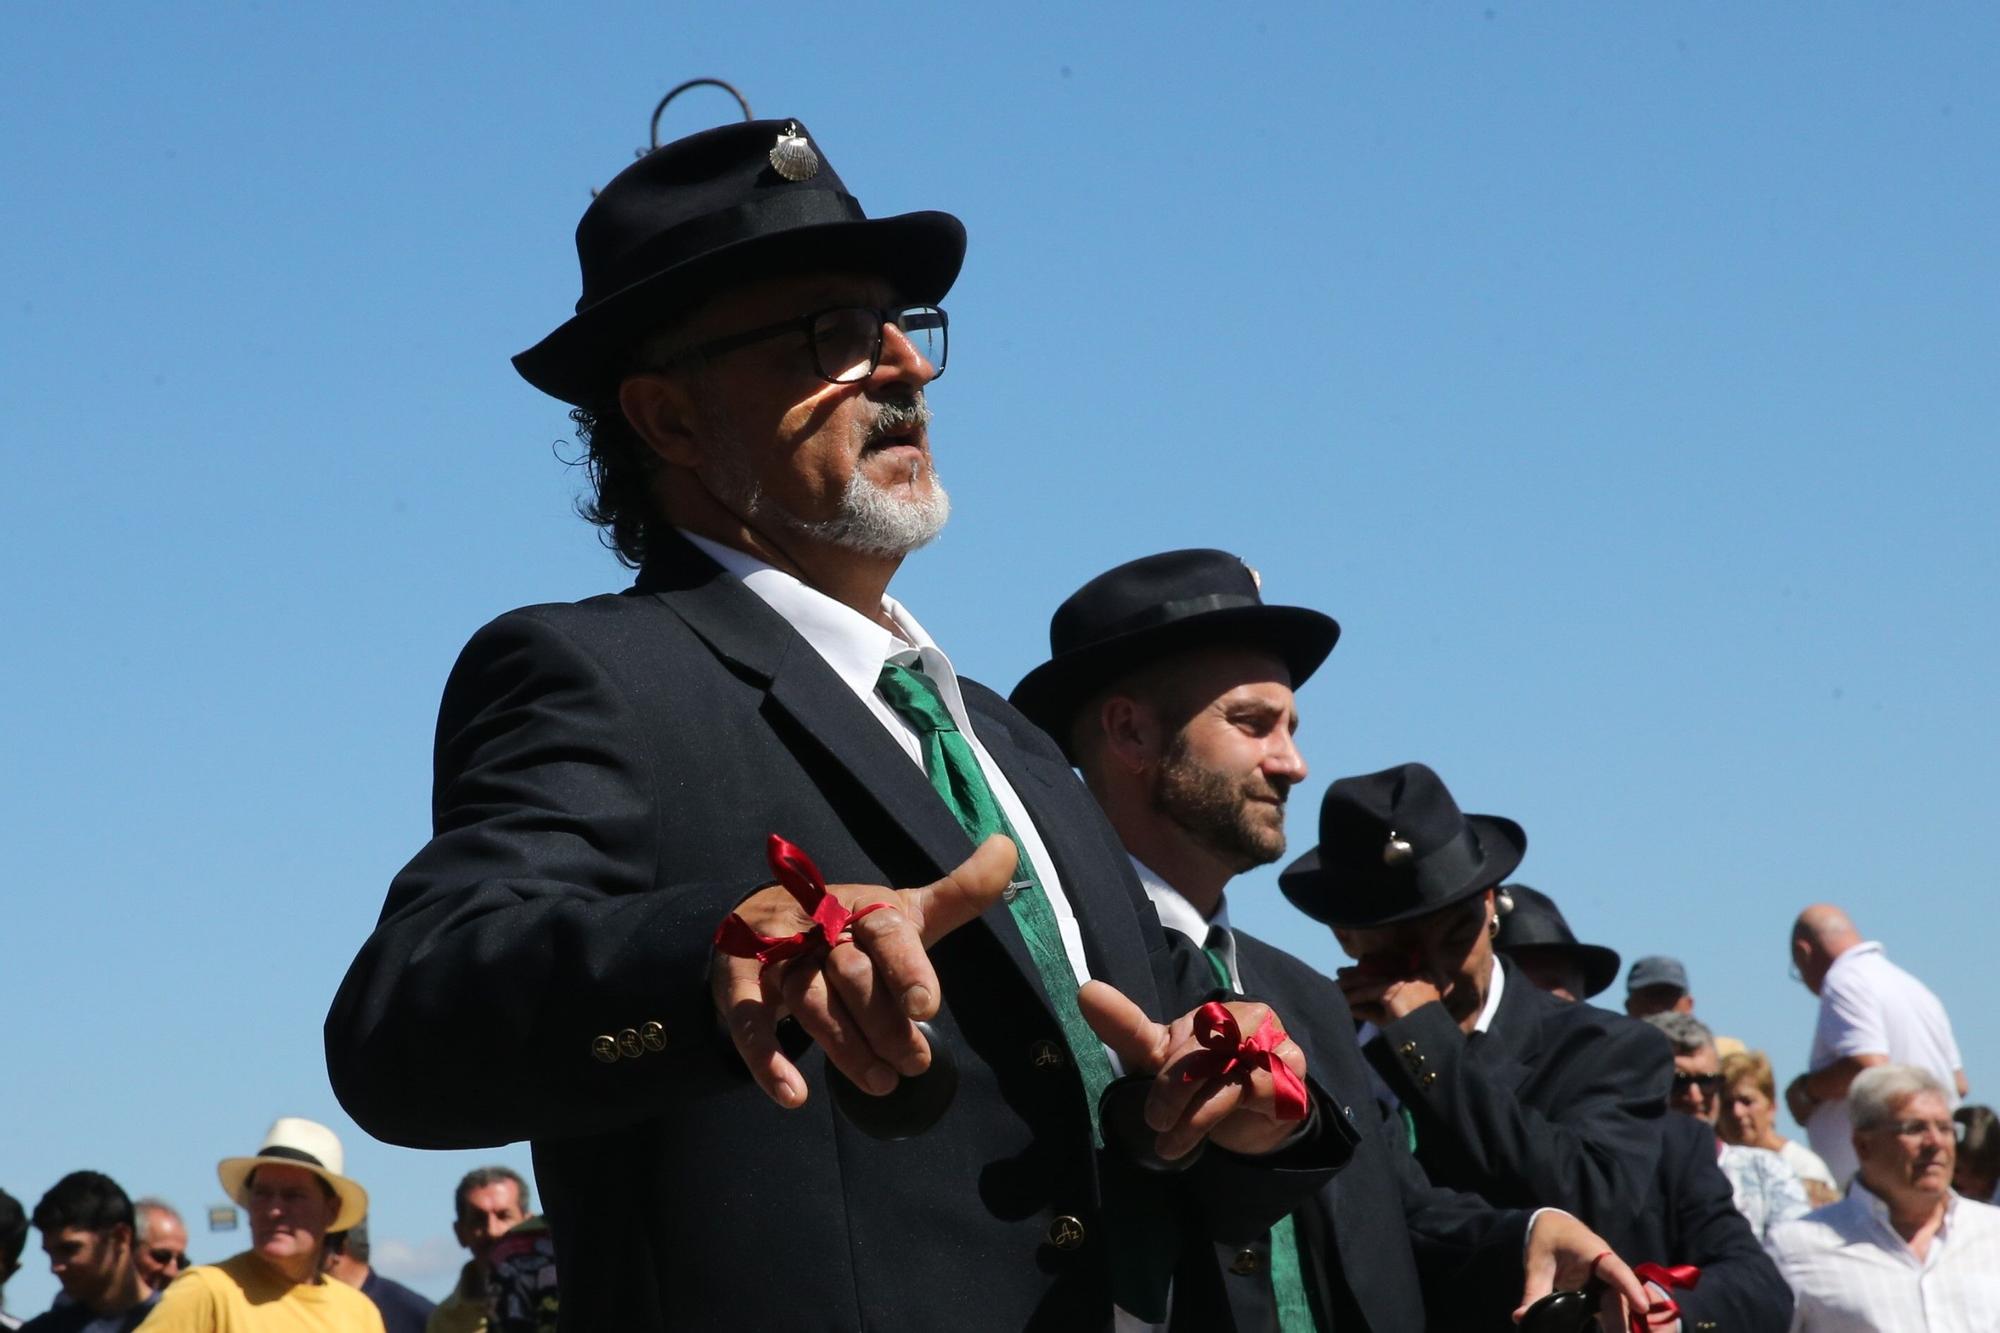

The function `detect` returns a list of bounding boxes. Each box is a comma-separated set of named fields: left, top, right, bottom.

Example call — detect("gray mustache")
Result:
left=866, top=394, right=932, bottom=437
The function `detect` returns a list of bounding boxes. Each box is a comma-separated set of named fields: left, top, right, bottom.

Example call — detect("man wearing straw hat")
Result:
left=138, top=1118, right=382, bottom=1332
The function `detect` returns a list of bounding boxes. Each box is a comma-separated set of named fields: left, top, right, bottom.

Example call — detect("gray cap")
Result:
left=1626, top=955, right=1689, bottom=994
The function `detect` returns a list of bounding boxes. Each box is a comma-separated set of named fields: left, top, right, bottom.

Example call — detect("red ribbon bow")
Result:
left=1180, top=1000, right=1309, bottom=1122
left=1628, top=1262, right=1700, bottom=1332
left=712, top=835, right=892, bottom=969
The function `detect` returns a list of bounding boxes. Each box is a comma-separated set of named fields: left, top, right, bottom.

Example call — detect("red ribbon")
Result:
left=1627, top=1262, right=1700, bottom=1332
left=1180, top=1000, right=1309, bottom=1122
left=712, top=835, right=892, bottom=969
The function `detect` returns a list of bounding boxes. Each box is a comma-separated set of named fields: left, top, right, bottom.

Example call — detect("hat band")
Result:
left=1078, top=591, right=1263, bottom=647
left=583, top=188, right=867, bottom=311
left=1407, top=824, right=1488, bottom=897
left=257, top=1145, right=327, bottom=1170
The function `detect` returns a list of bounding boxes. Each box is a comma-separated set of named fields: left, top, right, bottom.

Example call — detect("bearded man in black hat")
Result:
left=1013, top=550, right=1653, bottom=1333
left=325, top=117, right=1364, bottom=1332
left=1279, top=765, right=1674, bottom=1272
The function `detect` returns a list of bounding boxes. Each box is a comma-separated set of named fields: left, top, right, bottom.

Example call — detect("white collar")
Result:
left=1473, top=954, right=1507, bottom=1034
left=680, top=530, right=935, bottom=686
left=1128, top=856, right=1230, bottom=945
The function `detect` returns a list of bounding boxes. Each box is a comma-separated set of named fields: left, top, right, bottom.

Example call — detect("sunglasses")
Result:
left=1673, top=1073, right=1724, bottom=1097
left=146, top=1247, right=189, bottom=1270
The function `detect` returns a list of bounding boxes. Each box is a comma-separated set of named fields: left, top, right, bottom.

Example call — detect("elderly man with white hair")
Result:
left=1769, top=1064, right=2000, bottom=1331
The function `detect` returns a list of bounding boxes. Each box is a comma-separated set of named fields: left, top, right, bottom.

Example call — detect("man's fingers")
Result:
left=900, top=834, right=1018, bottom=947
left=715, top=959, right=806, bottom=1108
left=1589, top=1255, right=1652, bottom=1324
left=848, top=894, right=946, bottom=1022
left=824, top=939, right=932, bottom=1078
left=1157, top=1077, right=1244, bottom=1159
left=1077, top=980, right=1173, bottom=1075
left=782, top=959, right=899, bottom=1096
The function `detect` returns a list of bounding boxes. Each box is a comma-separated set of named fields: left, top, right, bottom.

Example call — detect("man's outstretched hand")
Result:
left=1513, top=1211, right=1656, bottom=1329
left=1078, top=981, right=1310, bottom=1160
left=713, top=834, right=1018, bottom=1108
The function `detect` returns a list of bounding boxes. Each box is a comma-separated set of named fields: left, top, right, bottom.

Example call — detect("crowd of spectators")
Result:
left=0, top=1135, right=547, bottom=1333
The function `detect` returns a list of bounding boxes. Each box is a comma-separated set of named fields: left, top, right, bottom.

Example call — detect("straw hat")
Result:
left=217, top=1117, right=368, bottom=1232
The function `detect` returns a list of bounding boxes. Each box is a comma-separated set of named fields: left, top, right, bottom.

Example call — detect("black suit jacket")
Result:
left=1209, top=930, right=1528, bottom=1333
left=1624, top=1116, right=1793, bottom=1332
left=324, top=537, right=1350, bottom=1332
left=1365, top=958, right=1673, bottom=1258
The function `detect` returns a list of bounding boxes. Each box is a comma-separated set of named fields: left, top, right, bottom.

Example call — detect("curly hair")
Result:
left=569, top=400, right=665, bottom=569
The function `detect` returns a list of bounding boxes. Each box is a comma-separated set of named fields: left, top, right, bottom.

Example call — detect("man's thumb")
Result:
left=906, top=833, right=1018, bottom=945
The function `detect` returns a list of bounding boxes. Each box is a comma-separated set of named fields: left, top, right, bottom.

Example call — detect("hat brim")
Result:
left=1278, top=813, right=1526, bottom=929
left=1010, top=605, right=1340, bottom=755
left=218, top=1155, right=369, bottom=1233
left=1501, top=942, right=1623, bottom=999
left=513, top=210, right=967, bottom=408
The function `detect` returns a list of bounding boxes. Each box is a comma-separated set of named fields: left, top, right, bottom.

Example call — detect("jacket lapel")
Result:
left=1468, top=957, right=1539, bottom=1092
left=638, top=540, right=1085, bottom=1021
left=967, top=696, right=1163, bottom=1015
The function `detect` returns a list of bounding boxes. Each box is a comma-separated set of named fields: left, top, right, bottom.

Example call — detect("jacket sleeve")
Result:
left=1657, top=1136, right=1794, bottom=1331
left=1369, top=1000, right=1671, bottom=1243
left=323, top=609, right=754, bottom=1148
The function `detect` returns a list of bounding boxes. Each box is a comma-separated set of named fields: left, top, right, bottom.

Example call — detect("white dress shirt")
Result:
left=1130, top=857, right=1238, bottom=986
left=683, top=532, right=1096, bottom=986
left=1769, top=1185, right=2000, bottom=1332
left=683, top=535, right=1158, bottom=1333
left=1805, top=941, right=1965, bottom=1187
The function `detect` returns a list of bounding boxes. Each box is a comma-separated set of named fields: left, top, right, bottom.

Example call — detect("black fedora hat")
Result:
left=1008, top=549, right=1339, bottom=755
left=514, top=118, right=966, bottom=407
left=1278, top=762, right=1524, bottom=928
left=1493, top=883, right=1621, bottom=999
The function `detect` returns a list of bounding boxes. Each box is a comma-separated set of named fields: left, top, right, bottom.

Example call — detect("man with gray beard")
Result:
left=327, top=119, right=1392, bottom=1331
left=1011, top=549, right=1652, bottom=1331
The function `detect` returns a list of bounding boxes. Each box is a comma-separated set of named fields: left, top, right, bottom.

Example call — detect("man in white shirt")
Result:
left=1769, top=1064, right=2000, bottom=1331
left=1787, top=905, right=1968, bottom=1187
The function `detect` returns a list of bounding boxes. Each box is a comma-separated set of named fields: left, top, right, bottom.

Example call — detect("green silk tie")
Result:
left=1202, top=924, right=1320, bottom=1333
left=876, top=661, right=1174, bottom=1319
left=875, top=662, right=1117, bottom=1136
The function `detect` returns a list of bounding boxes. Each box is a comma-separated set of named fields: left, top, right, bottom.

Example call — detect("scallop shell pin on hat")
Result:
left=1382, top=831, right=1415, bottom=867
left=769, top=121, right=820, bottom=181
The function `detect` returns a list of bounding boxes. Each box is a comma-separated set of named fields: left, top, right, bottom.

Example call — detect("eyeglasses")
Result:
left=651, top=304, right=947, bottom=384
left=1877, top=1118, right=1956, bottom=1142
left=146, top=1247, right=189, bottom=1270
left=1673, top=1073, right=1725, bottom=1097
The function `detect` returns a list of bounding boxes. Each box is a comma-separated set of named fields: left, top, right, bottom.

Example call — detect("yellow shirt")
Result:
left=138, top=1253, right=386, bottom=1333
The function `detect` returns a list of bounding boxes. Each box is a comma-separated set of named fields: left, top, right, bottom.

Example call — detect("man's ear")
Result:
left=1099, top=695, right=1161, bottom=774
left=618, top=373, right=704, bottom=470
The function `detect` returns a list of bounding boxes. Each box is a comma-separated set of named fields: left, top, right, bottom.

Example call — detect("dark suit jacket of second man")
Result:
left=1363, top=955, right=1673, bottom=1260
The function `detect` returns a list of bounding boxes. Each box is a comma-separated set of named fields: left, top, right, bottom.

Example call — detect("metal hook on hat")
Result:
left=647, top=77, right=754, bottom=154
left=590, top=78, right=756, bottom=197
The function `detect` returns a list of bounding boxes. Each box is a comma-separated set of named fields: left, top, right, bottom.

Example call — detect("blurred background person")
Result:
left=1491, top=883, right=1619, bottom=1003
left=1954, top=1105, right=2000, bottom=1205
left=23, top=1171, right=156, bottom=1332
left=1624, top=956, right=1744, bottom=1055
left=1, top=1187, right=28, bottom=1330
left=137, top=1117, right=382, bottom=1332
left=1646, top=1014, right=1809, bottom=1243
left=323, top=1222, right=432, bottom=1333
left=129, top=1203, right=186, bottom=1297
left=427, top=1168, right=530, bottom=1333
left=482, top=1220, right=553, bottom=1333
left=1718, top=1050, right=1838, bottom=1207
left=1788, top=904, right=1968, bottom=1189
left=1769, top=1065, right=2000, bottom=1328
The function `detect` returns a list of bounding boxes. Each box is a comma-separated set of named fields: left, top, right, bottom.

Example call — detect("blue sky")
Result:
left=3, top=2, right=1995, bottom=1311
